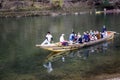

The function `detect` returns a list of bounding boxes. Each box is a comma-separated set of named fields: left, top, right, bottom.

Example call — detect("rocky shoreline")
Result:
left=0, top=0, right=120, bottom=18
left=0, top=10, right=93, bottom=18
left=0, top=1, right=93, bottom=17
left=1, top=9, right=120, bottom=18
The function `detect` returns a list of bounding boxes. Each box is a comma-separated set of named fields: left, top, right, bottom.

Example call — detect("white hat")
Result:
left=62, top=34, right=64, bottom=36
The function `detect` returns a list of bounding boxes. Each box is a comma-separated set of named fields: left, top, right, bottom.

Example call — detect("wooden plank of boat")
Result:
left=45, top=43, right=86, bottom=52
left=95, top=11, right=104, bottom=14
left=36, top=42, right=60, bottom=47
left=36, top=31, right=116, bottom=52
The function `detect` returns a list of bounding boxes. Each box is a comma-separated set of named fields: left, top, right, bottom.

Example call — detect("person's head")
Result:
left=62, top=34, right=64, bottom=36
left=84, top=32, right=86, bottom=34
left=90, top=30, right=92, bottom=32
left=103, top=25, right=106, bottom=28
left=78, top=34, right=81, bottom=38
left=72, top=32, right=75, bottom=34
left=47, top=32, right=50, bottom=34
left=86, top=31, right=89, bottom=34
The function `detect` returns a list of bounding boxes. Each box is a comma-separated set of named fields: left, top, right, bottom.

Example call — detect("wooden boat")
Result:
left=36, top=31, right=116, bottom=52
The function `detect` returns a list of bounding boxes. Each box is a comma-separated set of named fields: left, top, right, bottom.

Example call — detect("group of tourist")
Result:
left=41, top=25, right=107, bottom=46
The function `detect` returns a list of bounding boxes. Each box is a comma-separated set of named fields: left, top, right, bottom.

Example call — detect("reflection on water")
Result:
left=62, top=57, right=65, bottom=62
left=78, top=42, right=109, bottom=60
left=43, top=62, right=53, bottom=73
left=44, top=42, right=111, bottom=73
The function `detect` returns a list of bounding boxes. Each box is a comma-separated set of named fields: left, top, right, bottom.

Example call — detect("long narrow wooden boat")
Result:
left=36, top=31, right=116, bottom=52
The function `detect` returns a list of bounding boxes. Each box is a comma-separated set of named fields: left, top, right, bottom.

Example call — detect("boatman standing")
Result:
left=102, top=25, right=107, bottom=33
left=41, top=32, right=53, bottom=45
left=102, top=25, right=107, bottom=38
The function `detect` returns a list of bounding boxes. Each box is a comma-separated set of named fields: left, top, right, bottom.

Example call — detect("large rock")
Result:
left=2, top=1, right=33, bottom=10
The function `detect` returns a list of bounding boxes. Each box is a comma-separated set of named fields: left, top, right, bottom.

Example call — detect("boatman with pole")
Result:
left=41, top=32, right=53, bottom=45
left=102, top=25, right=107, bottom=38
left=102, top=25, right=107, bottom=33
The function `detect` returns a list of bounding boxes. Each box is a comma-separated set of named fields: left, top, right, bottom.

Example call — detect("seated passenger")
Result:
left=93, top=34, right=98, bottom=40
left=90, top=30, right=94, bottom=35
left=100, top=32, right=104, bottom=38
left=69, top=32, right=75, bottom=44
left=96, top=31, right=101, bottom=39
left=90, top=34, right=97, bottom=41
left=60, top=34, right=68, bottom=46
left=90, top=35, right=95, bottom=41
left=74, top=34, right=78, bottom=42
left=77, top=34, right=83, bottom=44
left=83, top=32, right=90, bottom=42
left=86, top=31, right=90, bottom=42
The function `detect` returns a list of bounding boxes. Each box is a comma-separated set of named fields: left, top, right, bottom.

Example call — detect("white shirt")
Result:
left=46, top=34, right=52, bottom=42
left=60, top=35, right=65, bottom=42
left=102, top=31, right=107, bottom=38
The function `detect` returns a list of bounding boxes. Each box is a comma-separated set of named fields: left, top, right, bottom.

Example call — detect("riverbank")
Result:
left=0, top=8, right=94, bottom=18
left=1, top=9, right=120, bottom=18
left=0, top=11, right=93, bottom=18
left=0, top=1, right=120, bottom=18
left=0, top=1, right=93, bottom=17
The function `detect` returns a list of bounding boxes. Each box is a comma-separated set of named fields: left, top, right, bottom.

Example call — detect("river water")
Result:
left=0, top=14, right=120, bottom=80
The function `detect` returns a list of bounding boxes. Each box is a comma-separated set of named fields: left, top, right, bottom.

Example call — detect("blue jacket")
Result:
left=102, top=27, right=107, bottom=32
left=69, top=33, right=75, bottom=41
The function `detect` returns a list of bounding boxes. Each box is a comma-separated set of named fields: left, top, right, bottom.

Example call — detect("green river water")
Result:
left=0, top=14, right=120, bottom=80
